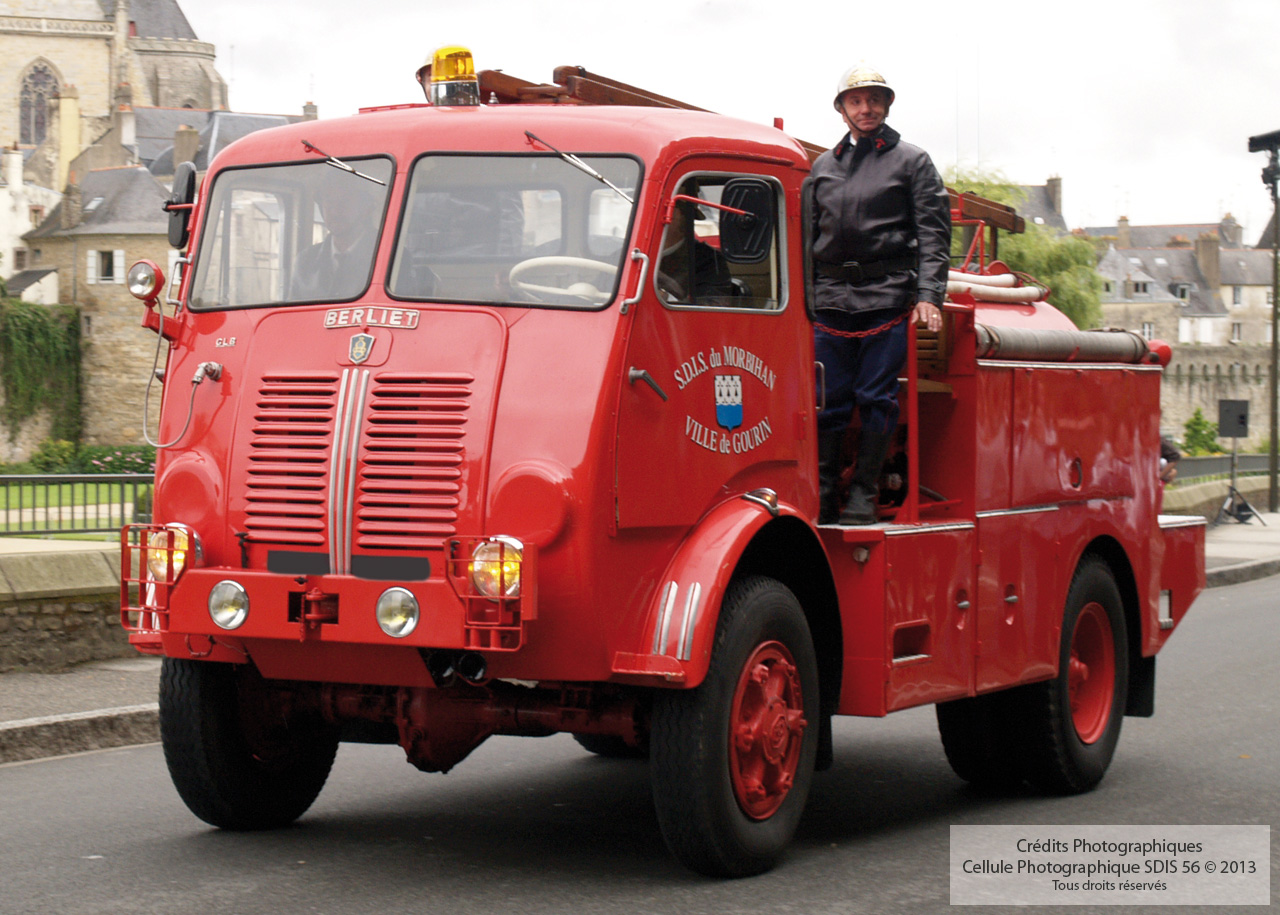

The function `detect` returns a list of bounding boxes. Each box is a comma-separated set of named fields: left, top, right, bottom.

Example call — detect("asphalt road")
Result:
left=1, top=577, right=1274, bottom=915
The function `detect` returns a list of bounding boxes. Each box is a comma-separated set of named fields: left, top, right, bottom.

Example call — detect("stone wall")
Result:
left=1162, top=343, right=1271, bottom=447
left=0, top=546, right=130, bottom=672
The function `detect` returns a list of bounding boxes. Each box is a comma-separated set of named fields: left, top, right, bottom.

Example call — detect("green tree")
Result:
left=945, top=168, right=1103, bottom=330
left=1182, top=407, right=1220, bottom=455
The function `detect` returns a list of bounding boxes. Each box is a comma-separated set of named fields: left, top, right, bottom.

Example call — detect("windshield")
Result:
left=188, top=157, right=394, bottom=310
left=388, top=154, right=640, bottom=309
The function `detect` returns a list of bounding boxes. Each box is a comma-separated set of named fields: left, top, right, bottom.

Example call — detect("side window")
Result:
left=654, top=174, right=783, bottom=311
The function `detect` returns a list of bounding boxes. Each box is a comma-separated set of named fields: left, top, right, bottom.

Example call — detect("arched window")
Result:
left=20, top=63, right=59, bottom=146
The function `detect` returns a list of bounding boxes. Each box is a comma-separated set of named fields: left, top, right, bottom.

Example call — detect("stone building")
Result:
left=0, top=144, right=60, bottom=283
left=23, top=164, right=172, bottom=450
left=1, top=1, right=226, bottom=188
left=1088, top=216, right=1276, bottom=447
left=1090, top=216, right=1274, bottom=347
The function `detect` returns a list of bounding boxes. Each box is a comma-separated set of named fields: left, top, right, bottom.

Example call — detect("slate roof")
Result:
left=94, top=0, right=198, bottom=39
left=1095, top=244, right=1224, bottom=316
left=1083, top=216, right=1245, bottom=248
left=134, top=107, right=211, bottom=166
left=1257, top=212, right=1276, bottom=249
left=1015, top=184, right=1067, bottom=232
left=1220, top=248, right=1274, bottom=286
left=26, top=166, right=167, bottom=239
left=148, top=111, right=299, bottom=175
left=5, top=268, right=57, bottom=295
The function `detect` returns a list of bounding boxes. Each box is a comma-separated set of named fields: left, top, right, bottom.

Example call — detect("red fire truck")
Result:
left=121, top=52, right=1205, bottom=877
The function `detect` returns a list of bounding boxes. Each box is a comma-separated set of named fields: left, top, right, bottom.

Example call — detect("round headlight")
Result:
left=147, top=527, right=190, bottom=580
left=127, top=260, right=164, bottom=299
left=208, top=580, right=249, bottom=630
left=470, top=537, right=523, bottom=599
left=376, top=587, right=420, bottom=638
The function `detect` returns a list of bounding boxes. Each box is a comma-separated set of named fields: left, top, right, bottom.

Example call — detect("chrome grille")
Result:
left=245, top=373, right=340, bottom=546
left=357, top=373, right=471, bottom=551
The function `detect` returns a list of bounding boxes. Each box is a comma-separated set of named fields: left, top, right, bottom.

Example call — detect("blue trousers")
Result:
left=815, top=309, right=908, bottom=436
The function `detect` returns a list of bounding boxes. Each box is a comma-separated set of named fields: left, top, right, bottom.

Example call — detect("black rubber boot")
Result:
left=839, top=428, right=893, bottom=525
left=817, top=429, right=845, bottom=525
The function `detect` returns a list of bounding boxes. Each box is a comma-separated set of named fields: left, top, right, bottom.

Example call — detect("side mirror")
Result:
left=719, top=178, right=774, bottom=264
left=166, top=161, right=198, bottom=249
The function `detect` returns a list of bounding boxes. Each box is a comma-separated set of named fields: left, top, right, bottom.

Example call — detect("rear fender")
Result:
left=610, top=496, right=789, bottom=688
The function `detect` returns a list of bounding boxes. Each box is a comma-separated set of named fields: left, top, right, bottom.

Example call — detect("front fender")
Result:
left=610, top=495, right=801, bottom=688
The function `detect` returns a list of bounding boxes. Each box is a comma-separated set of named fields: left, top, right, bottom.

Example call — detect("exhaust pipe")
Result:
left=457, top=651, right=488, bottom=684
left=426, top=651, right=456, bottom=688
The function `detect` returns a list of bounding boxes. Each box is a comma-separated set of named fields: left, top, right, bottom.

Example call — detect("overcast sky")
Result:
left=183, top=0, right=1280, bottom=242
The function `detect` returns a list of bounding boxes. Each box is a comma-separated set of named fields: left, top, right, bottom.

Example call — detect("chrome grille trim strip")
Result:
left=339, top=370, right=370, bottom=574
left=677, top=582, right=702, bottom=662
left=654, top=581, right=678, bottom=655
left=329, top=370, right=353, bottom=574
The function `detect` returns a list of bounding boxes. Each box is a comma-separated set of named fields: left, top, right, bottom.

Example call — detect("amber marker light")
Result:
left=470, top=536, right=523, bottom=599
left=428, top=45, right=480, bottom=107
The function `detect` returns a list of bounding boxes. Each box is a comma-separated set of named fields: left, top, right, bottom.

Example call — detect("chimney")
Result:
left=3, top=146, right=23, bottom=191
left=115, top=83, right=136, bottom=158
left=1219, top=213, right=1242, bottom=247
left=1117, top=216, right=1130, bottom=248
left=173, top=124, right=200, bottom=170
left=62, top=183, right=82, bottom=230
left=303, top=101, right=318, bottom=121
left=1195, top=232, right=1220, bottom=291
left=1046, top=175, right=1062, bottom=216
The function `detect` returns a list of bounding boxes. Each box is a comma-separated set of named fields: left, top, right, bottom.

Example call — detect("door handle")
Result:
left=628, top=368, right=668, bottom=401
left=620, top=249, right=649, bottom=314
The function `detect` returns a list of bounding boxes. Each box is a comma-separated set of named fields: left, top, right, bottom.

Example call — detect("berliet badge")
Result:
left=349, top=333, right=375, bottom=364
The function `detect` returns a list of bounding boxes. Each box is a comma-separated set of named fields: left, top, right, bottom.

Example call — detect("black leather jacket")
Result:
left=810, top=124, right=951, bottom=315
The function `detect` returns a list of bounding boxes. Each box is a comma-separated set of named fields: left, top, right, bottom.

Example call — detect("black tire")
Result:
left=1019, top=558, right=1128, bottom=794
left=572, top=733, right=648, bottom=759
left=936, top=692, right=1024, bottom=791
left=159, top=658, right=339, bottom=830
left=650, top=576, right=819, bottom=878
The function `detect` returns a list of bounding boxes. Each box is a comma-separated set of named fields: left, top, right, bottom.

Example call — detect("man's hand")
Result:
left=912, top=301, right=942, bottom=332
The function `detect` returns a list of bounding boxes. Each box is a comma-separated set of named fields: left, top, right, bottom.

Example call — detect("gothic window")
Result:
left=20, top=64, right=58, bottom=146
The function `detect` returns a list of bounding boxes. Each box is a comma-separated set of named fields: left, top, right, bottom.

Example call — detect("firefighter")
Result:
left=812, top=62, right=951, bottom=524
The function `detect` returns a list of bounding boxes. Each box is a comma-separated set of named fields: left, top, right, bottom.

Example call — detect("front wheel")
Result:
left=650, top=576, right=819, bottom=877
left=1019, top=558, right=1129, bottom=794
left=159, top=658, right=339, bottom=830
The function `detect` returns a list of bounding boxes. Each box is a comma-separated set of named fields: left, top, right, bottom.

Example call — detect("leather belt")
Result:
left=815, top=256, right=915, bottom=284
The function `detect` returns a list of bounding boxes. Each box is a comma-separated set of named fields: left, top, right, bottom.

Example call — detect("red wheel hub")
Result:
left=1067, top=601, right=1115, bottom=744
left=729, top=641, right=807, bottom=819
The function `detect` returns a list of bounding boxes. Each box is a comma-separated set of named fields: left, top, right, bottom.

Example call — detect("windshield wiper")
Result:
left=301, top=140, right=386, bottom=185
left=524, top=130, right=634, bottom=204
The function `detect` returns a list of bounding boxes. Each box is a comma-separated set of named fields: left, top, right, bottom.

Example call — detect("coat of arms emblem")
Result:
left=715, top=374, right=743, bottom=431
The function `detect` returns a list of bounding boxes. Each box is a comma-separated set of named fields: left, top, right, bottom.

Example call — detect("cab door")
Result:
left=615, top=164, right=809, bottom=529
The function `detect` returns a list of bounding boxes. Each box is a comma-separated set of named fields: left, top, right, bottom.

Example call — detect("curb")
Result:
left=0, top=704, right=158, bottom=764
left=1205, top=557, right=1280, bottom=589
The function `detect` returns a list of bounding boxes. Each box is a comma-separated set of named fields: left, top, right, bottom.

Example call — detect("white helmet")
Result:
left=833, top=62, right=895, bottom=110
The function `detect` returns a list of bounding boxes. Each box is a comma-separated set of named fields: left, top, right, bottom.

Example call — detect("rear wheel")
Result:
left=936, top=692, right=1024, bottom=791
left=651, top=576, right=819, bottom=877
left=1019, top=558, right=1128, bottom=794
left=160, top=658, right=338, bottom=829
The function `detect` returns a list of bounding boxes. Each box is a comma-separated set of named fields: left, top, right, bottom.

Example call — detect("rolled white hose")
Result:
left=946, top=281, right=1043, bottom=303
left=948, top=270, right=1018, bottom=287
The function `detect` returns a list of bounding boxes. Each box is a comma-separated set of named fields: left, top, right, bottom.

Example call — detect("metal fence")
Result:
left=0, top=474, right=153, bottom=536
left=1177, top=454, right=1271, bottom=481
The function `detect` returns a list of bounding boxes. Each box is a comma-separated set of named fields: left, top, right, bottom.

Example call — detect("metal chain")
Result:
left=814, top=310, right=909, bottom=339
